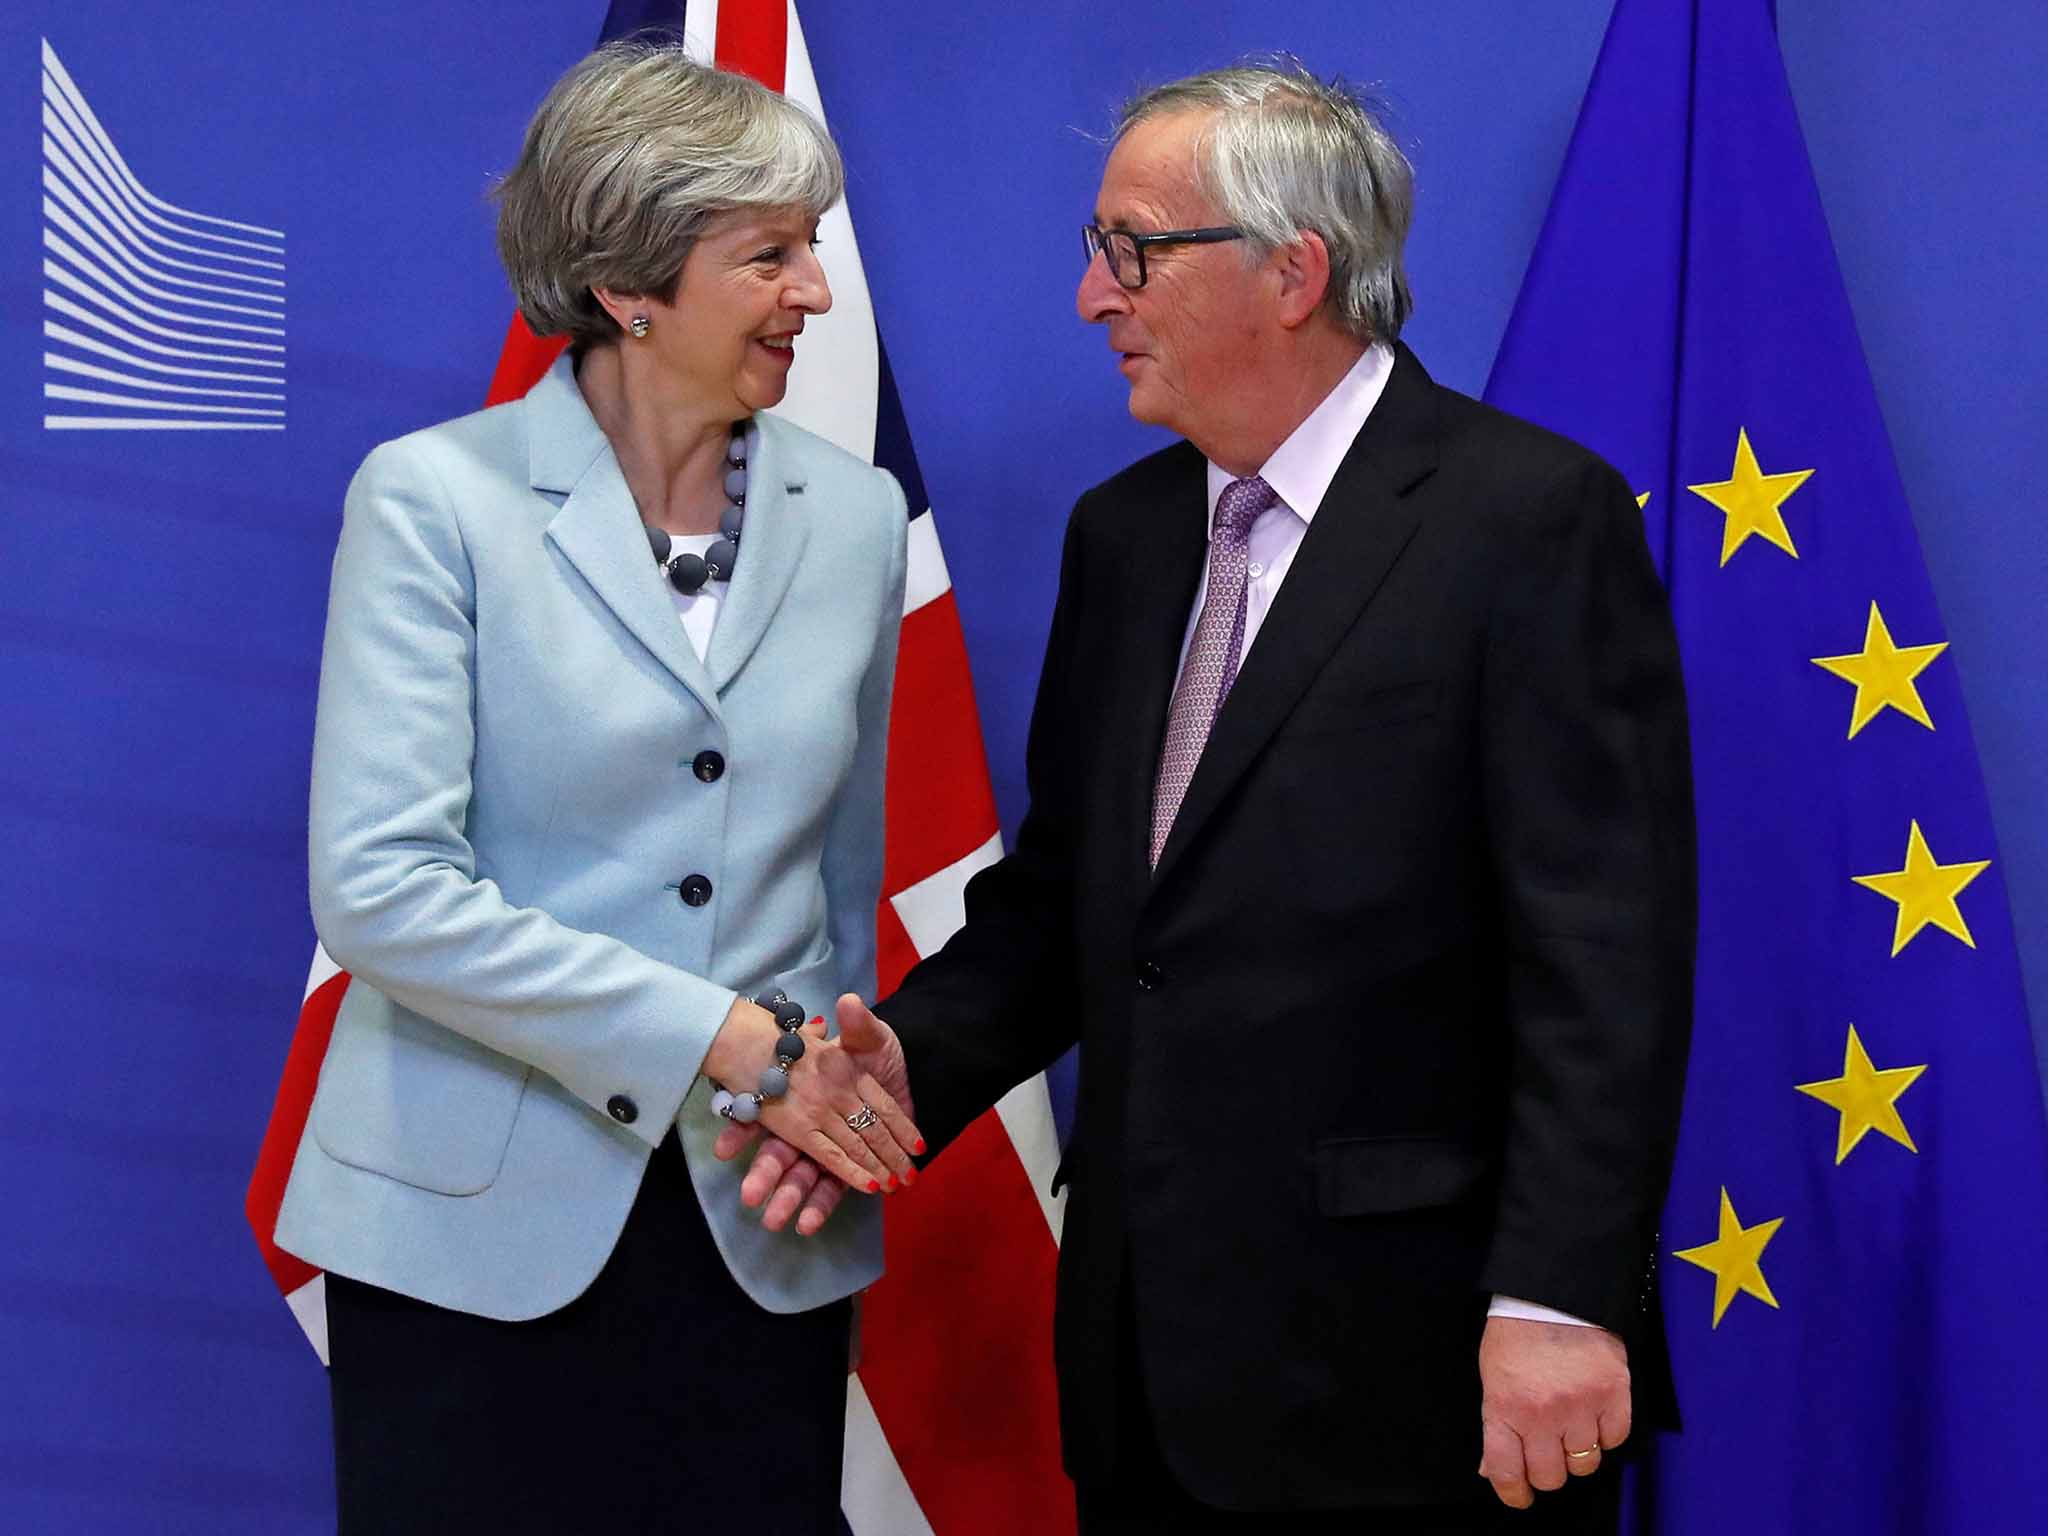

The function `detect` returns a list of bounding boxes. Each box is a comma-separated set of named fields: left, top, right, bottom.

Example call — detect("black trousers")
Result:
left=1075, top=1279, right=1622, bottom=1536
left=327, top=1129, right=851, bottom=1535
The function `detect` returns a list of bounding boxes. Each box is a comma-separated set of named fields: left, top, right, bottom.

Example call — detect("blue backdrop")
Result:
left=2, top=2, right=2041, bottom=1528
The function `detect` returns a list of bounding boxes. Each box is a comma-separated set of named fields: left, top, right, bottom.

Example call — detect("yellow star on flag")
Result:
left=1687, top=427, right=1813, bottom=565
left=1795, top=1025, right=1927, bottom=1164
left=1811, top=602, right=1948, bottom=738
left=1852, top=820, right=1991, bottom=956
left=1674, top=1187, right=1783, bottom=1327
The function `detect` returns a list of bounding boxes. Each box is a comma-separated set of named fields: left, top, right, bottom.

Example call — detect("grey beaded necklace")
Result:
left=644, top=420, right=747, bottom=592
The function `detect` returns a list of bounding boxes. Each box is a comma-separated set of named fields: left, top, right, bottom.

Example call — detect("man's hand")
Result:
left=1476, top=1316, right=1630, bottom=1508
left=712, top=994, right=918, bottom=1236
left=711, top=1119, right=846, bottom=1234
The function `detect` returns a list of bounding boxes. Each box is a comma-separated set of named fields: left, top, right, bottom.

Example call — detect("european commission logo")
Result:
left=40, top=39, right=286, bottom=431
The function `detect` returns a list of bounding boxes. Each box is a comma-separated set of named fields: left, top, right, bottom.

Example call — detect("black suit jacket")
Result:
left=885, top=345, right=1695, bottom=1511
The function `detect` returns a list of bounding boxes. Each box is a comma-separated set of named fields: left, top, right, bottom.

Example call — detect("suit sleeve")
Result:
left=1475, top=456, right=1696, bottom=1333
left=307, top=439, right=735, bottom=1148
left=882, top=500, right=1095, bottom=1157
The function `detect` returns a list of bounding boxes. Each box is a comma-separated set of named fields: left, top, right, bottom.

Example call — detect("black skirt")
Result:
left=327, top=1129, right=852, bottom=1535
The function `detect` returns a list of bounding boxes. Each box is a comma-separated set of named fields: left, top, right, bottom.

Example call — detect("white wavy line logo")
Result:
left=40, top=39, right=287, bottom=431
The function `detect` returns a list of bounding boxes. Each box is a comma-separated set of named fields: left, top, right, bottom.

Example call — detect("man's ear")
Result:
left=1272, top=230, right=1333, bottom=330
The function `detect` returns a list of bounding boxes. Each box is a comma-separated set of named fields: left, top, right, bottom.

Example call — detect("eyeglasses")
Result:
left=1082, top=223, right=1244, bottom=290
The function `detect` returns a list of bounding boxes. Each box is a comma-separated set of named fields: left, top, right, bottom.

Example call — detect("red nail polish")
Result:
left=867, top=1179, right=881, bottom=1194
left=913, top=1139, right=926, bottom=1155
left=903, top=1167, right=917, bottom=1188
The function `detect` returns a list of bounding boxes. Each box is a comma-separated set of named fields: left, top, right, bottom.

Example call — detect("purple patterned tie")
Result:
left=1150, top=474, right=1278, bottom=868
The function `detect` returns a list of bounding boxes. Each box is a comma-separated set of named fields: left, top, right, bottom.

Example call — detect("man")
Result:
left=742, top=61, right=1695, bottom=1533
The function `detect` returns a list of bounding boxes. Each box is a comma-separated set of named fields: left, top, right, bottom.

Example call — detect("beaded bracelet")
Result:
left=710, top=989, right=807, bottom=1124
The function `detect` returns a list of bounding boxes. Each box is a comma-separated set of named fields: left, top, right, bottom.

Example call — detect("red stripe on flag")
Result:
left=243, top=969, right=352, bottom=1294
left=884, top=591, right=1001, bottom=897
left=713, top=0, right=787, bottom=91
left=484, top=312, right=569, bottom=406
left=859, top=1112, right=1074, bottom=1536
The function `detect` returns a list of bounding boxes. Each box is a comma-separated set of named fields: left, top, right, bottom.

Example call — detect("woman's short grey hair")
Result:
left=495, top=39, right=844, bottom=349
left=1118, top=59, right=1415, bottom=344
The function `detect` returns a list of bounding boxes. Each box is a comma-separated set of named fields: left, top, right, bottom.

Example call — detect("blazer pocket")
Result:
left=312, top=985, right=531, bottom=1197
left=1314, top=1135, right=1487, bottom=1217
left=1284, top=679, right=1438, bottom=738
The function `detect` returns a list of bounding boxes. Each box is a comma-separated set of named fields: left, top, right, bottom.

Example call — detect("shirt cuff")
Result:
left=1488, top=1294, right=1600, bottom=1329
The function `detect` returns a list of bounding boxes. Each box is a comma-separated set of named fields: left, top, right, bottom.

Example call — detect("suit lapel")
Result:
left=705, top=412, right=812, bottom=692
left=531, top=356, right=722, bottom=721
left=1149, top=344, right=1441, bottom=889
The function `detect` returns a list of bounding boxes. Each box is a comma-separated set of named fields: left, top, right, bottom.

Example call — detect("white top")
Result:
left=1173, top=341, right=1595, bottom=1334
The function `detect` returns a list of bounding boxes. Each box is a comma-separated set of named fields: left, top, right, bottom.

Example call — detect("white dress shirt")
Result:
left=1173, top=342, right=1595, bottom=1333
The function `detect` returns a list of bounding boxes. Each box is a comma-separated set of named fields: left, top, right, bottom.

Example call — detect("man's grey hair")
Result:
left=1118, top=59, right=1415, bottom=344
left=495, top=39, right=844, bottom=349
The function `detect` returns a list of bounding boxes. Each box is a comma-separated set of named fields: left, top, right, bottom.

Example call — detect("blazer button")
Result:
left=1136, top=961, right=1163, bottom=991
left=606, top=1094, right=638, bottom=1125
left=692, top=750, right=725, bottom=783
left=678, top=874, right=714, bottom=907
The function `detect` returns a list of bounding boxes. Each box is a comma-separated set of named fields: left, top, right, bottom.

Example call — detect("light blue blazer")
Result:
left=274, top=355, right=905, bottom=1321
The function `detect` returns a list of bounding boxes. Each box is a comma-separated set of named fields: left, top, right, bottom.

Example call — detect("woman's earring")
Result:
left=628, top=314, right=651, bottom=339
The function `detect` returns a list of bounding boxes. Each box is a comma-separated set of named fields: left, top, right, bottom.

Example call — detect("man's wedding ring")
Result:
left=845, top=1104, right=880, bottom=1132
left=1565, top=1446, right=1600, bottom=1460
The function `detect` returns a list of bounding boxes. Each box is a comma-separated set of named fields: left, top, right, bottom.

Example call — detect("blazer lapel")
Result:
left=531, top=357, right=723, bottom=721
left=1150, top=344, right=1441, bottom=888
left=705, top=412, right=812, bottom=692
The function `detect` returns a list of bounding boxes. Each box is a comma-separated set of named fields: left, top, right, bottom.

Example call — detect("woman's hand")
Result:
left=702, top=994, right=921, bottom=1195
left=713, top=995, right=920, bottom=1233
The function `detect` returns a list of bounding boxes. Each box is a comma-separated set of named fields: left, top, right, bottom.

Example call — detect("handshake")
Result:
left=701, top=992, right=919, bottom=1236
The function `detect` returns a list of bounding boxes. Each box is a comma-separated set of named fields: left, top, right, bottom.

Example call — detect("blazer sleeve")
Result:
left=882, top=499, right=1094, bottom=1156
left=1475, top=455, right=1697, bottom=1333
left=306, top=439, right=736, bottom=1148
left=819, top=471, right=908, bottom=1009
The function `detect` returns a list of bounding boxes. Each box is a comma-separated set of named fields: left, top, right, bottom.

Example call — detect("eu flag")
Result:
left=1485, top=1, right=2048, bottom=1530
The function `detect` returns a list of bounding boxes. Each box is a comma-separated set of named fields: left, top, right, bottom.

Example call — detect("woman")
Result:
left=272, top=41, right=920, bottom=1533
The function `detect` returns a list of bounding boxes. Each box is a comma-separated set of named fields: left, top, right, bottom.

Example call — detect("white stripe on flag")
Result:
left=903, top=508, right=951, bottom=616
left=304, top=942, right=340, bottom=1000
left=683, top=0, right=722, bottom=61
left=995, top=1075, right=1068, bottom=1244
left=769, top=0, right=881, bottom=463
left=842, top=1374, right=937, bottom=1536
left=888, top=830, right=1003, bottom=961
left=285, top=1272, right=330, bottom=1366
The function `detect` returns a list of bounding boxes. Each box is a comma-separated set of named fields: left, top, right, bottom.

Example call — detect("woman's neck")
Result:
left=575, top=345, right=736, bottom=537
